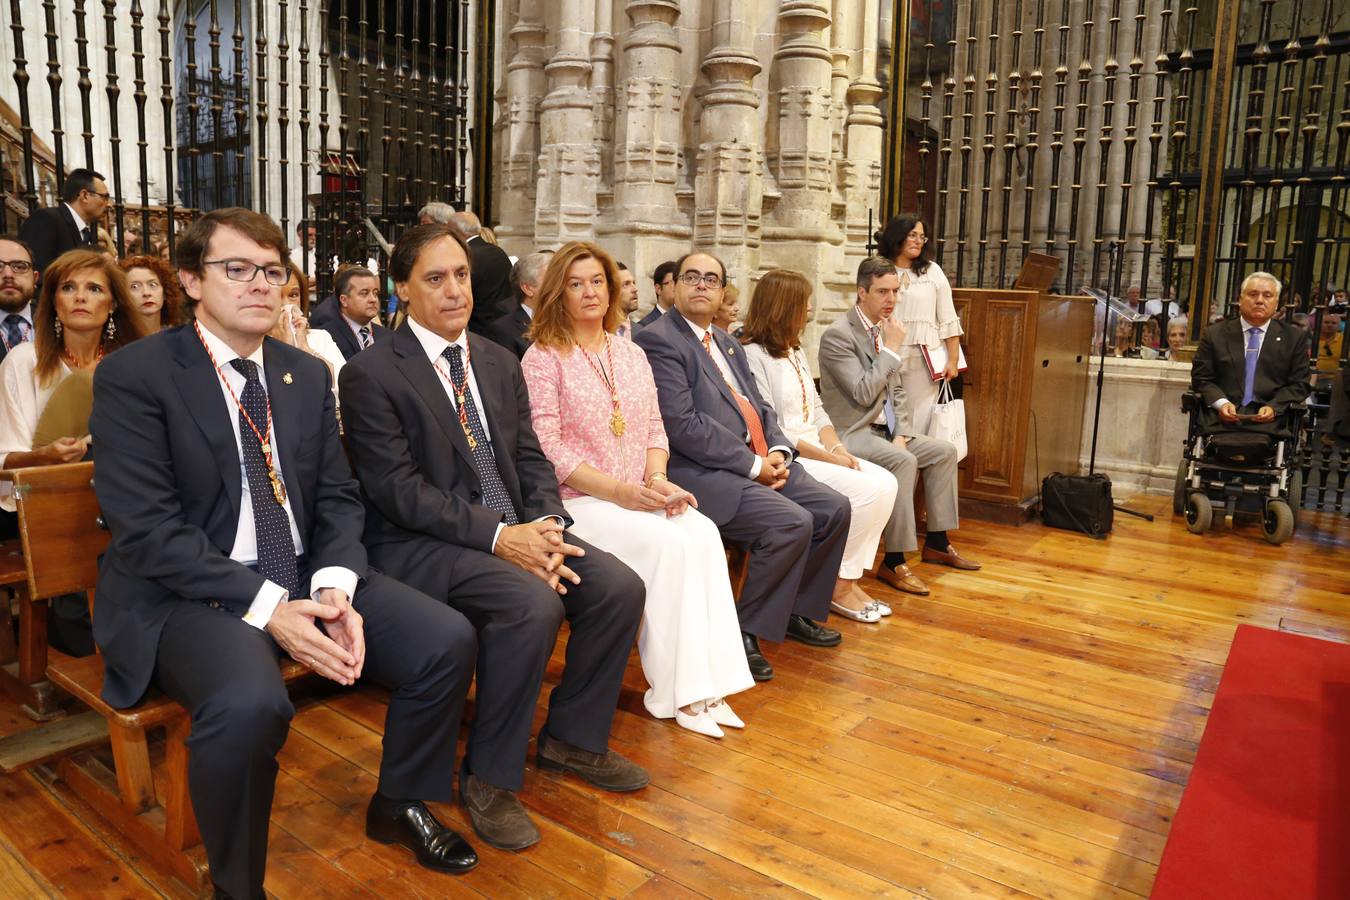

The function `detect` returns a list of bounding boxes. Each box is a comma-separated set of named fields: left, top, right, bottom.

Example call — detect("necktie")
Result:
left=1241, top=326, right=1260, bottom=407
left=358, top=325, right=372, bottom=349
left=869, top=325, right=897, bottom=434
left=443, top=345, right=519, bottom=525
left=228, top=359, right=301, bottom=598
left=81, top=226, right=95, bottom=246
left=701, top=332, right=768, bottom=456
left=2, top=315, right=28, bottom=350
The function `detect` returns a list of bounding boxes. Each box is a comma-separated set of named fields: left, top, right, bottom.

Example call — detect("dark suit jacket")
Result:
left=633, top=311, right=793, bottom=526
left=323, top=316, right=388, bottom=360
left=482, top=304, right=531, bottom=359
left=1191, top=317, right=1312, bottom=415
left=338, top=323, right=567, bottom=595
left=309, top=295, right=340, bottom=329
left=467, top=238, right=514, bottom=335
left=636, top=305, right=667, bottom=329
left=18, top=205, right=89, bottom=277
left=89, top=326, right=368, bottom=709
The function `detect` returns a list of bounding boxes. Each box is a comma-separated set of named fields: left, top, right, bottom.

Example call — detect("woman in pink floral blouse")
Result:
left=522, top=242, right=753, bottom=739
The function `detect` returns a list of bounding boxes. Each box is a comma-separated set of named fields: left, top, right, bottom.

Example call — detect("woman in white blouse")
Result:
left=741, top=269, right=898, bottom=623
left=877, top=213, right=964, bottom=435
left=271, top=262, right=345, bottom=395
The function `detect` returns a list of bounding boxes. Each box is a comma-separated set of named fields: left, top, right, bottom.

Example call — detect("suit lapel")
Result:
left=674, top=317, right=742, bottom=415
left=849, top=308, right=878, bottom=362
left=466, top=337, right=516, bottom=476
left=392, top=324, right=477, bottom=469
left=263, top=340, right=306, bottom=536
left=171, top=328, right=242, bottom=522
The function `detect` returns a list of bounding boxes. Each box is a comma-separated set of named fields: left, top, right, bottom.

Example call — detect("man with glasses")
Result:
left=0, top=235, right=37, bottom=367
left=89, top=207, right=482, bottom=898
left=636, top=260, right=679, bottom=328
left=635, top=251, right=850, bottom=682
left=18, top=168, right=110, bottom=278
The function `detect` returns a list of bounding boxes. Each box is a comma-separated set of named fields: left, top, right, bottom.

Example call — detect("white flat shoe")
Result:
left=873, top=599, right=892, bottom=617
left=675, top=707, right=724, bottom=738
left=830, top=599, right=882, bottom=623
left=706, top=698, right=745, bottom=729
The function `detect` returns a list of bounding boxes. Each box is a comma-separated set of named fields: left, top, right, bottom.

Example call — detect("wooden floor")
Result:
left=1, top=494, right=1347, bottom=899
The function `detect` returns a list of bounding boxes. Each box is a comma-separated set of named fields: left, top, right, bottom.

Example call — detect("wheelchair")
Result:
left=1172, top=392, right=1307, bottom=545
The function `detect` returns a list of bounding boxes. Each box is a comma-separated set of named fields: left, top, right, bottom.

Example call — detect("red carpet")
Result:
left=1153, top=625, right=1350, bottom=899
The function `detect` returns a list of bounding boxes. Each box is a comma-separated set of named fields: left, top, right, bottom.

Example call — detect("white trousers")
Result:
left=562, top=496, right=755, bottom=718
left=796, top=457, right=898, bottom=579
left=899, top=352, right=944, bottom=436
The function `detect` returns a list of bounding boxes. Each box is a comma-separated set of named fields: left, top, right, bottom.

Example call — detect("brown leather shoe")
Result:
left=459, top=773, right=540, bottom=851
left=536, top=730, right=650, bottom=792
left=874, top=562, right=930, bottom=595
left=921, top=544, right=982, bottom=570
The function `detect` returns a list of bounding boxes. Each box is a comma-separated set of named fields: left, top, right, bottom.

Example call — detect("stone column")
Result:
left=843, top=0, right=884, bottom=246
left=767, top=1, right=837, bottom=238
left=534, top=0, right=598, bottom=246
left=591, top=0, right=617, bottom=205
left=496, top=0, right=547, bottom=246
left=693, top=0, right=764, bottom=287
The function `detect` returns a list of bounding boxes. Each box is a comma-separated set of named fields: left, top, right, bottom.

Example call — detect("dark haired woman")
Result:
left=876, top=213, right=963, bottom=434
left=119, top=253, right=184, bottom=334
left=741, top=269, right=897, bottom=623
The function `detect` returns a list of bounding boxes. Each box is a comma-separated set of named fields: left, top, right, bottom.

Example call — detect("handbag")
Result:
left=1041, top=472, right=1114, bottom=538
left=926, top=379, right=967, bottom=461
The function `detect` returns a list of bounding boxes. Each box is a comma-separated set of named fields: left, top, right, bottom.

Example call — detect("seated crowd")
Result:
left=0, top=199, right=1327, bottom=900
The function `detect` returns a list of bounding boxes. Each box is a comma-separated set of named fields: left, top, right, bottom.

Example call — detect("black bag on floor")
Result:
left=1041, top=472, right=1114, bottom=538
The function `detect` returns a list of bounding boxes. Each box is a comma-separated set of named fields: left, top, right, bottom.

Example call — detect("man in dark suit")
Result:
left=18, top=168, right=108, bottom=278
left=322, top=266, right=387, bottom=360
left=483, top=250, right=550, bottom=358
left=449, top=211, right=513, bottom=334
left=1192, top=271, right=1312, bottom=435
left=0, top=235, right=36, bottom=367
left=635, top=259, right=678, bottom=329
left=89, top=209, right=480, bottom=899
left=634, top=251, right=850, bottom=682
left=339, top=224, right=648, bottom=853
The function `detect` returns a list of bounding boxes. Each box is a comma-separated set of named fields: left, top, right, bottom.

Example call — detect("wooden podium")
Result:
left=950, top=289, right=1095, bottom=524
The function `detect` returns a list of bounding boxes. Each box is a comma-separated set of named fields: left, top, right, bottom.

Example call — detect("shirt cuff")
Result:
left=491, top=516, right=565, bottom=552
left=748, top=455, right=762, bottom=480
left=768, top=444, right=793, bottom=461
left=1212, top=397, right=1231, bottom=410
left=880, top=347, right=904, bottom=363
left=310, top=566, right=359, bottom=602
left=242, top=580, right=289, bottom=630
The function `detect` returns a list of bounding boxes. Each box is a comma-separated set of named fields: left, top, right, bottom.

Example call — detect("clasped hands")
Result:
left=754, top=450, right=791, bottom=490
left=494, top=519, right=584, bottom=595
left=613, top=478, right=698, bottom=517
left=266, top=587, right=364, bottom=686
left=1218, top=402, right=1275, bottom=424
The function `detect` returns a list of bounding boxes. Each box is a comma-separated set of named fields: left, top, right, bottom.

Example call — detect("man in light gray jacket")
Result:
left=817, top=256, right=980, bottom=597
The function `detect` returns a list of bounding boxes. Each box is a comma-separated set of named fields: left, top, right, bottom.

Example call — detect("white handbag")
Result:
left=927, top=379, right=967, bottom=462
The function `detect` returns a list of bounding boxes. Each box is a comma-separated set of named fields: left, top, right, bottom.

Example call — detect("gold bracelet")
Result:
left=645, top=472, right=668, bottom=487
left=828, top=443, right=845, bottom=454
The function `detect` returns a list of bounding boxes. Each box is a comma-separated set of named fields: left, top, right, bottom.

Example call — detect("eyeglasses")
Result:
left=85, top=189, right=111, bottom=200
left=905, top=232, right=929, bottom=244
left=679, top=270, right=725, bottom=289
left=0, top=260, right=34, bottom=275
left=203, top=259, right=290, bottom=286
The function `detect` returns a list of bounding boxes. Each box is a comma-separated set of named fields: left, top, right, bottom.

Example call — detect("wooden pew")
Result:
left=0, top=538, right=44, bottom=716
left=2, top=462, right=308, bottom=893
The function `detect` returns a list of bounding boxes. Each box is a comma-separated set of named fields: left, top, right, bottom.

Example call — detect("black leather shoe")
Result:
left=785, top=614, right=842, bottom=647
left=366, top=797, right=479, bottom=873
left=742, top=632, right=774, bottom=681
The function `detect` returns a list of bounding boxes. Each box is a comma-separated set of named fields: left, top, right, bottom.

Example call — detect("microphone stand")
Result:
left=1087, top=240, right=1154, bottom=521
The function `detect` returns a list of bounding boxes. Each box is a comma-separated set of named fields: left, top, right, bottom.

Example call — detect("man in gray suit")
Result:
left=818, top=256, right=980, bottom=598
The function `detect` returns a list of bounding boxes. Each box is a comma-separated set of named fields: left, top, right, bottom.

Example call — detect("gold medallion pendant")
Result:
left=610, top=406, right=627, bottom=437
left=268, top=469, right=288, bottom=505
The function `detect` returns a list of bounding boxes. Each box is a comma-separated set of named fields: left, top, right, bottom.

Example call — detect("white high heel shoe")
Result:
left=706, top=698, right=745, bottom=729
left=675, top=703, right=724, bottom=738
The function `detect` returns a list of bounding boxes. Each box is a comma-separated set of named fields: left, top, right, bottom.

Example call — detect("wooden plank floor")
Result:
left=1, top=494, right=1346, bottom=898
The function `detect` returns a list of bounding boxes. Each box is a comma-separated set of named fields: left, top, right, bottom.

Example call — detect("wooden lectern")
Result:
left=950, top=288, right=1095, bottom=524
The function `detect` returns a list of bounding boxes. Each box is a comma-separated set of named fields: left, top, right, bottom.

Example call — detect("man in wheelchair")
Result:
left=1180, top=271, right=1312, bottom=543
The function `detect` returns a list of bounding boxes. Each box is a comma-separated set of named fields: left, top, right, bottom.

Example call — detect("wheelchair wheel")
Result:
left=1185, top=493, right=1213, bottom=534
left=1173, top=459, right=1189, bottom=516
left=1262, top=500, right=1294, bottom=545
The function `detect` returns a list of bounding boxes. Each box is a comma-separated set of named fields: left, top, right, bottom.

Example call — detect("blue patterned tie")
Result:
left=229, top=359, right=301, bottom=597
left=1241, top=326, right=1260, bottom=407
left=443, top=346, right=519, bottom=525
left=358, top=325, right=372, bottom=349
left=2, top=315, right=28, bottom=350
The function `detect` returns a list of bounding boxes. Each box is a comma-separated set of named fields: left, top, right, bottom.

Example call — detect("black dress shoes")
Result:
left=366, top=796, right=479, bottom=873
left=785, top=614, right=842, bottom=647
left=742, top=631, right=774, bottom=681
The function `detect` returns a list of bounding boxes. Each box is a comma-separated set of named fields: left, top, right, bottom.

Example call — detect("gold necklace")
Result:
left=580, top=334, right=626, bottom=437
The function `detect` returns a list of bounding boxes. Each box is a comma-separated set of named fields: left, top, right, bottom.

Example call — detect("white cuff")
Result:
left=748, top=455, right=762, bottom=480
left=310, top=566, right=359, bottom=602
left=880, top=347, right=904, bottom=363
left=768, top=444, right=793, bottom=461
left=1212, top=397, right=1231, bottom=410
left=242, top=580, right=289, bottom=630
left=492, top=516, right=565, bottom=552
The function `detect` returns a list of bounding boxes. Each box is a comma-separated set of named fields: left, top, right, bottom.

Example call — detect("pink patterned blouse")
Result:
left=522, top=335, right=669, bottom=501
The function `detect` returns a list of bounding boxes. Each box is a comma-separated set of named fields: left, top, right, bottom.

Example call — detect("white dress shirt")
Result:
left=64, top=203, right=92, bottom=243
left=0, top=343, right=69, bottom=511
left=196, top=323, right=357, bottom=628
left=1211, top=316, right=1271, bottom=410
left=343, top=313, right=377, bottom=350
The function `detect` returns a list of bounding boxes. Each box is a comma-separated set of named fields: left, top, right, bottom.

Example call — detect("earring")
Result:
left=53, top=319, right=62, bottom=339
left=104, top=317, right=116, bottom=341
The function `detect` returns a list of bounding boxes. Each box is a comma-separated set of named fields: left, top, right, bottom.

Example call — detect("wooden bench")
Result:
left=3, top=462, right=308, bottom=893
left=0, top=537, right=42, bottom=715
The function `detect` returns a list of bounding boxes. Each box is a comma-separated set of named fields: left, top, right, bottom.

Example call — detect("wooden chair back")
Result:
left=10, top=462, right=107, bottom=601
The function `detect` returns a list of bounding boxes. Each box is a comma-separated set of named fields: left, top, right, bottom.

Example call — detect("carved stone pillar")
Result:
left=497, top=0, right=546, bottom=242
left=843, top=0, right=884, bottom=246
left=591, top=0, right=616, bottom=205
left=534, top=0, right=598, bottom=245
left=693, top=0, right=763, bottom=285
left=612, top=0, right=684, bottom=234
left=767, top=1, right=836, bottom=238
